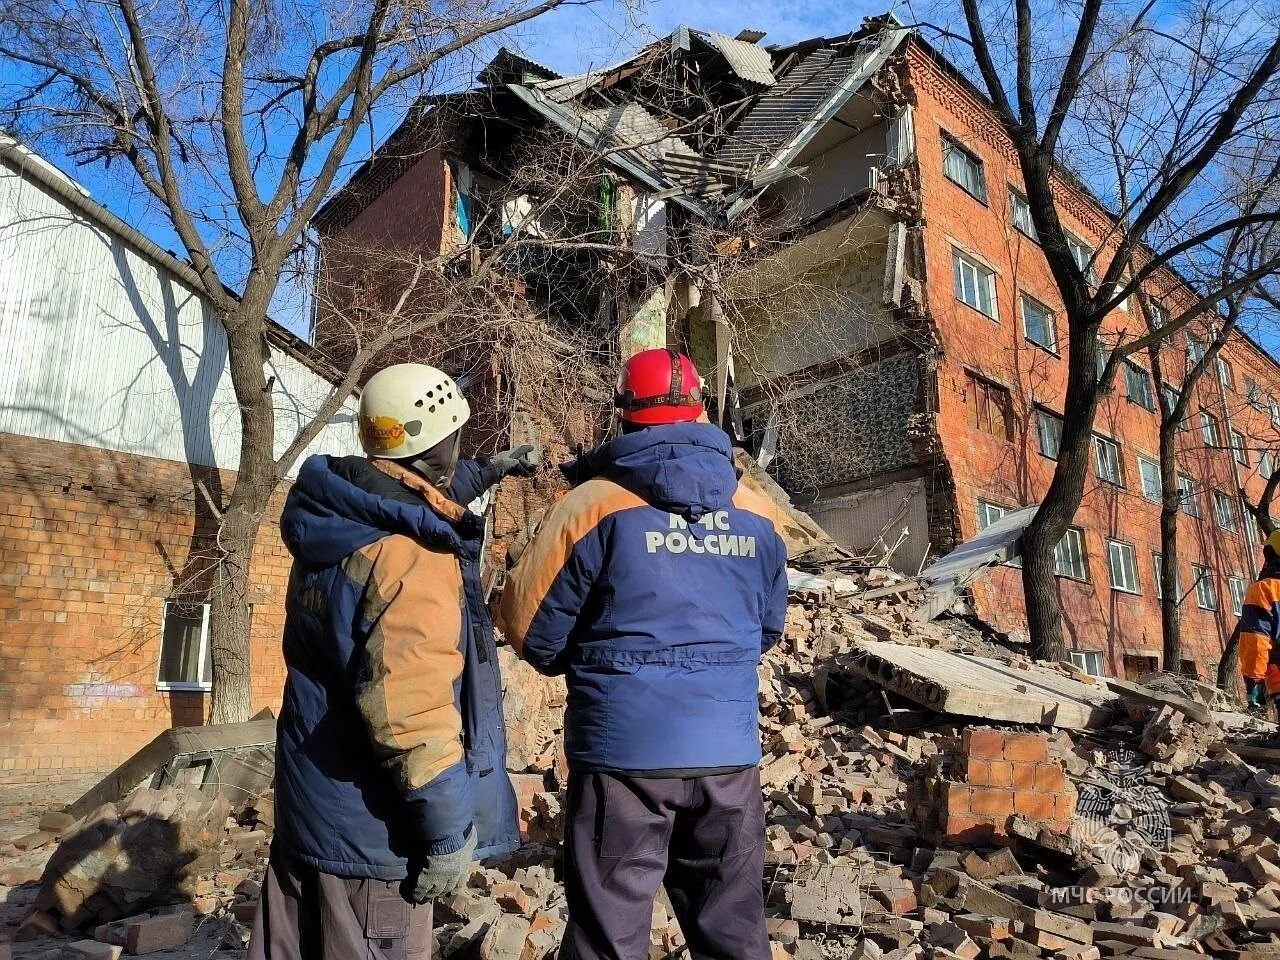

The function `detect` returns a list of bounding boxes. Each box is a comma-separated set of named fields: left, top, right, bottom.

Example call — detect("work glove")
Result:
left=405, top=828, right=477, bottom=904
left=491, top=443, right=543, bottom=478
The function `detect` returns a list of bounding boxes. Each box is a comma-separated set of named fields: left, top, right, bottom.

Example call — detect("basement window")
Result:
left=1054, top=527, right=1089, bottom=582
left=1179, top=660, right=1199, bottom=679
left=1069, top=651, right=1104, bottom=676
left=157, top=601, right=213, bottom=692
left=953, top=249, right=998, bottom=319
left=941, top=133, right=988, bottom=203
left=1122, top=655, right=1159, bottom=681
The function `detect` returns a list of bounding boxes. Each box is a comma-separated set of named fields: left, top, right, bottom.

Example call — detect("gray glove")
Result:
left=406, top=828, right=476, bottom=903
left=491, top=443, right=543, bottom=478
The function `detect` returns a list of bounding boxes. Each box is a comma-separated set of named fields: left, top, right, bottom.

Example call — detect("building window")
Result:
left=1192, top=564, right=1217, bottom=610
left=1271, top=398, right=1280, bottom=426
left=1107, top=540, right=1140, bottom=594
left=965, top=371, right=1013, bottom=440
left=942, top=133, right=988, bottom=202
left=1179, top=474, right=1202, bottom=517
left=1229, top=575, right=1247, bottom=616
left=1148, top=302, right=1169, bottom=329
left=1021, top=293, right=1056, bottom=351
left=978, top=500, right=1022, bottom=567
left=953, top=249, right=998, bottom=318
left=1010, top=189, right=1037, bottom=240
left=1094, top=435, right=1123, bottom=486
left=1123, top=362, right=1155, bottom=411
left=1187, top=335, right=1207, bottom=366
left=1200, top=410, right=1221, bottom=448
left=1153, top=553, right=1184, bottom=601
left=1054, top=527, right=1089, bottom=581
left=1213, top=491, right=1239, bottom=532
left=1246, top=377, right=1264, bottom=409
left=1066, top=234, right=1099, bottom=285
left=1123, top=654, right=1159, bottom=681
left=1231, top=429, right=1249, bottom=466
left=1217, top=357, right=1235, bottom=391
left=1035, top=407, right=1063, bottom=459
left=1069, top=651, right=1105, bottom=677
left=1261, top=451, right=1275, bottom=479
left=157, top=601, right=213, bottom=692
left=1161, top=383, right=1186, bottom=430
left=1179, top=660, right=1199, bottom=679
left=1137, top=456, right=1162, bottom=501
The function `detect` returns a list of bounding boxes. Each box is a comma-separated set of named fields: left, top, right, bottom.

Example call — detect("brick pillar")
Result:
left=935, top=728, right=1076, bottom=846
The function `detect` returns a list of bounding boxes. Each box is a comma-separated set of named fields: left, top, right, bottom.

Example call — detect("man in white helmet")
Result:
left=248, top=363, right=538, bottom=960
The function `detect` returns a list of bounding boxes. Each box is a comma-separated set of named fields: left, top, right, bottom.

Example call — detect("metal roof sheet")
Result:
left=706, top=32, right=776, bottom=86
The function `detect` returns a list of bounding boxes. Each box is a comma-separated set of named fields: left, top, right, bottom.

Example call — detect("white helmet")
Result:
left=358, top=363, right=471, bottom=459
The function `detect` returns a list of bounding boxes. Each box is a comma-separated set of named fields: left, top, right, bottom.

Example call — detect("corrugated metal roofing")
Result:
left=716, top=46, right=863, bottom=168
left=706, top=32, right=776, bottom=86
left=579, top=103, right=699, bottom=164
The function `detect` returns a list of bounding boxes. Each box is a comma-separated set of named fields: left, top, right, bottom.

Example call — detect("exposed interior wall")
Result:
left=805, top=477, right=931, bottom=574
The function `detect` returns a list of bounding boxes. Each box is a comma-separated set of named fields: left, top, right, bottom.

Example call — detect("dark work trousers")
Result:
left=247, top=846, right=433, bottom=960
left=560, top=767, right=769, bottom=960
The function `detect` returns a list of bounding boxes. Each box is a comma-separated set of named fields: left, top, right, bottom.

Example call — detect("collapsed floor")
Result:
left=2, top=567, right=1279, bottom=960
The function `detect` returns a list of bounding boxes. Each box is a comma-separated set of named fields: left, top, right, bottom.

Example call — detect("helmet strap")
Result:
left=408, top=431, right=462, bottom=490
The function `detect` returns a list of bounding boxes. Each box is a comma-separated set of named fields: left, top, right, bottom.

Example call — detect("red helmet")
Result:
left=615, top=348, right=705, bottom=425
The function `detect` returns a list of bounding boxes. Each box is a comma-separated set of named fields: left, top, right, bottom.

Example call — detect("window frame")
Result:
left=1009, top=187, right=1038, bottom=241
left=1123, top=361, right=1156, bottom=411
left=953, top=247, right=999, bottom=319
left=1245, top=377, right=1264, bottom=410
left=1231, top=429, right=1249, bottom=466
left=155, top=600, right=213, bottom=693
left=1020, top=292, right=1057, bottom=352
left=1152, top=552, right=1183, bottom=601
left=1178, top=474, right=1202, bottom=517
left=1217, top=356, right=1235, bottom=392
left=977, top=499, right=1022, bottom=567
left=1068, top=651, right=1105, bottom=677
left=1065, top=233, right=1099, bottom=285
left=1229, top=575, right=1247, bottom=616
left=1093, top=434, right=1124, bottom=487
left=1147, top=302, right=1169, bottom=329
left=964, top=370, right=1014, bottom=441
left=1187, top=335, right=1207, bottom=366
left=1137, top=455, right=1162, bottom=502
left=1200, top=409, right=1221, bottom=448
left=1213, top=490, right=1239, bottom=532
left=1191, top=564, right=1218, bottom=611
left=1261, top=451, right=1275, bottom=479
left=941, top=132, right=988, bottom=203
left=1107, top=539, right=1141, bottom=594
left=1054, top=527, right=1089, bottom=582
left=1035, top=406, right=1063, bottom=460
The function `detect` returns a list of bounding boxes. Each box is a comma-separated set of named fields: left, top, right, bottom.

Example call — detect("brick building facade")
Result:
left=0, top=137, right=359, bottom=783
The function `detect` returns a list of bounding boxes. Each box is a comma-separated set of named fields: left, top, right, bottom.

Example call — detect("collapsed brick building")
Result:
left=314, top=16, right=1280, bottom=679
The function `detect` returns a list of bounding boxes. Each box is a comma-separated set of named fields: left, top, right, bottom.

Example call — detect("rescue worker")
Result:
left=249, top=363, right=538, bottom=960
left=497, top=348, right=788, bottom=960
left=1237, top=529, right=1280, bottom=720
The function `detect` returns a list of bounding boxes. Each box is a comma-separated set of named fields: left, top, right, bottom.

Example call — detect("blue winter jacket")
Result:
left=273, top=454, right=520, bottom=881
left=497, top=423, right=789, bottom=773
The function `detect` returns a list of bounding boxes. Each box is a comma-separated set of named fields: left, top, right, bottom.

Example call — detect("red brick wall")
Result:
left=0, top=433, right=291, bottom=785
left=906, top=42, right=1280, bottom=679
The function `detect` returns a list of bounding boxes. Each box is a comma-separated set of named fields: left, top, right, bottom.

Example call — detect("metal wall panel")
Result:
left=0, top=163, right=358, bottom=475
left=805, top=478, right=931, bottom=575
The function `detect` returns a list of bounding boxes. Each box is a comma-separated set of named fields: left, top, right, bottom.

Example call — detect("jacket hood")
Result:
left=281, top=455, right=476, bottom=568
left=573, top=422, right=738, bottom=520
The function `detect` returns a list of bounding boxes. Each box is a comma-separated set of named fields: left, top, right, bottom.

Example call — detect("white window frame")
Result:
left=977, top=500, right=1022, bottom=567
left=1231, top=429, right=1249, bottom=466
left=953, top=248, right=998, bottom=319
left=1213, top=491, right=1239, bottom=532
left=1200, top=410, right=1221, bottom=448
left=1094, top=435, right=1123, bottom=486
left=1054, top=527, right=1089, bottom=582
left=1229, top=575, right=1247, bottom=616
left=1187, top=335, right=1207, bottom=366
left=1035, top=407, right=1063, bottom=460
left=1245, top=377, right=1264, bottom=409
left=941, top=133, right=988, bottom=202
left=1217, top=356, right=1235, bottom=391
left=1123, top=361, right=1155, bottom=411
left=156, top=600, right=213, bottom=693
left=1271, top=398, right=1280, bottom=427
left=1148, top=302, right=1169, bottom=329
left=1107, top=540, right=1140, bottom=594
left=1261, top=451, right=1275, bottom=479
left=1009, top=188, right=1037, bottom=241
left=1153, top=552, right=1183, bottom=601
left=1179, top=474, right=1202, bottom=517
left=1137, top=455, right=1162, bottom=502
left=1020, top=293, right=1056, bottom=352
left=1069, top=651, right=1105, bottom=677
left=1192, top=564, right=1217, bottom=611
left=1066, top=234, right=1098, bottom=285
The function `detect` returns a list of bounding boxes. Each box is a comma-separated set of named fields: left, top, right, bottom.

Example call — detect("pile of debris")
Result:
left=5, top=562, right=1280, bottom=959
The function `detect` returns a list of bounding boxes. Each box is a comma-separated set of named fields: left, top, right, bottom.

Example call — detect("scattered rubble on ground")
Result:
left=4, top=562, right=1280, bottom=959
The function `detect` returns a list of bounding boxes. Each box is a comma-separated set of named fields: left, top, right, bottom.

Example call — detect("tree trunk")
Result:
left=1021, top=525, right=1066, bottom=662
left=1218, top=627, right=1240, bottom=690
left=208, top=304, right=279, bottom=724
left=1158, top=424, right=1182, bottom=670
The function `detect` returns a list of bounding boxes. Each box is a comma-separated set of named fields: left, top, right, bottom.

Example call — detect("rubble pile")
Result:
left=4, top=569, right=1280, bottom=959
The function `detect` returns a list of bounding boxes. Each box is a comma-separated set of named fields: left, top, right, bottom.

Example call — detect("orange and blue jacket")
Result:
left=498, top=423, right=789, bottom=774
left=274, top=455, right=520, bottom=881
left=1236, top=558, right=1280, bottom=694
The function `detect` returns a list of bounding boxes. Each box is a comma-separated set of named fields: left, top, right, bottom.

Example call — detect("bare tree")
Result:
left=0, top=0, right=602, bottom=721
left=937, top=0, right=1280, bottom=660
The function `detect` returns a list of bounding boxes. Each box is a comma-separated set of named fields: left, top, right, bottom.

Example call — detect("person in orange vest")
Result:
left=1236, top=529, right=1280, bottom=718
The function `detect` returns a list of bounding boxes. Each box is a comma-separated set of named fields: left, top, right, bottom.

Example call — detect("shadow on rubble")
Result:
left=6, top=812, right=209, bottom=946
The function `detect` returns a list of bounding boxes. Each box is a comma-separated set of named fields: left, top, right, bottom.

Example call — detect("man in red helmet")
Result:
left=498, top=348, right=788, bottom=960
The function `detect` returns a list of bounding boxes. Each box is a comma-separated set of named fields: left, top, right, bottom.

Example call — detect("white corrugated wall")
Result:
left=0, top=162, right=358, bottom=473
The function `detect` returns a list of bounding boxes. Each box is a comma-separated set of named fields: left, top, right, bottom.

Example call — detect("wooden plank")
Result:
left=848, top=641, right=1117, bottom=730
left=1212, top=742, right=1280, bottom=766
left=1104, top=677, right=1213, bottom=724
